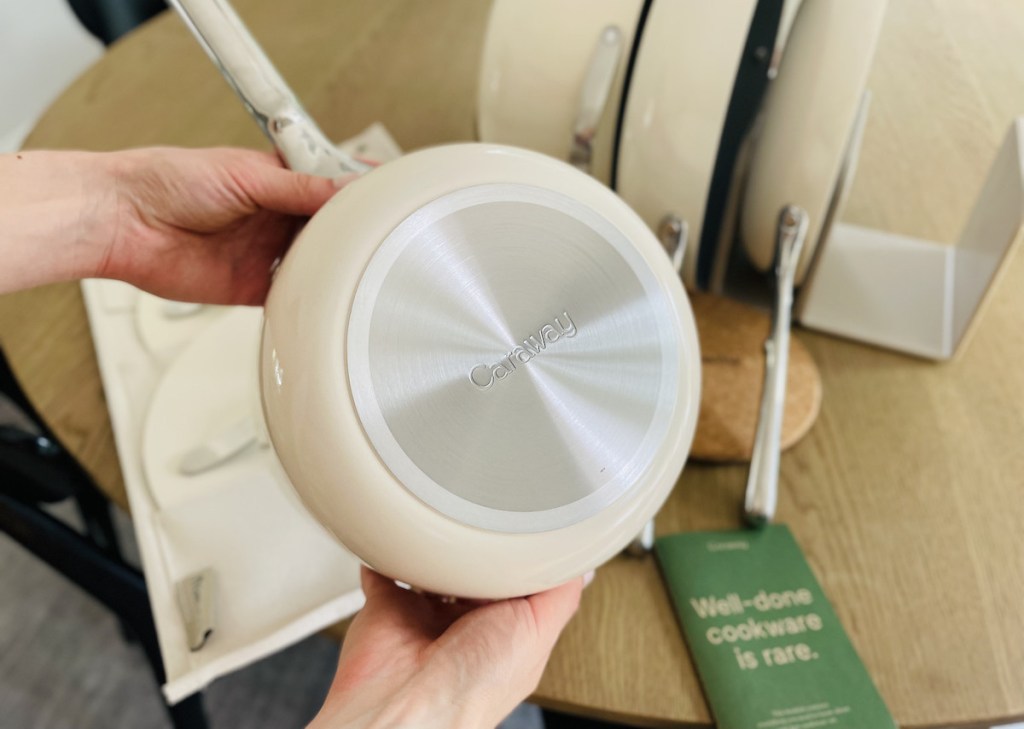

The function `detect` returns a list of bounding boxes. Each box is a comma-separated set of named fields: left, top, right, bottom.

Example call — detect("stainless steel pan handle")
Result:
left=169, top=0, right=370, bottom=177
left=744, top=205, right=808, bottom=526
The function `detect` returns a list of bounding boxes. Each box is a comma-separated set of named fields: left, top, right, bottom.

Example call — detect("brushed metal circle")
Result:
left=348, top=183, right=681, bottom=533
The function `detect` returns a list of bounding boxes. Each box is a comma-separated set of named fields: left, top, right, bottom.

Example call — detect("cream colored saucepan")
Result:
left=169, top=0, right=701, bottom=599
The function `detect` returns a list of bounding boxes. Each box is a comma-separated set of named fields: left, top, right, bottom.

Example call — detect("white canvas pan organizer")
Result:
left=80, top=124, right=401, bottom=703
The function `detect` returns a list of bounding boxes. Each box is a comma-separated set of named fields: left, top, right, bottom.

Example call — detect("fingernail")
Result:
left=582, top=570, right=596, bottom=589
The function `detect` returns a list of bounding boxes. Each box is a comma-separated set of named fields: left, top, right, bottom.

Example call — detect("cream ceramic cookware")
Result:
left=741, top=0, right=888, bottom=285
left=477, top=0, right=644, bottom=184
left=478, top=1, right=789, bottom=293
left=616, top=0, right=760, bottom=290
left=170, top=0, right=701, bottom=598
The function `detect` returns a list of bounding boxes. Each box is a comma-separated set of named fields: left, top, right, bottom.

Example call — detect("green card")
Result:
left=655, top=525, right=896, bottom=729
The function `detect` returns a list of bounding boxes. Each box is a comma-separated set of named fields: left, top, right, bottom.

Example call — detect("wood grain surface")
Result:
left=1, top=1, right=1023, bottom=726
left=690, top=292, right=821, bottom=462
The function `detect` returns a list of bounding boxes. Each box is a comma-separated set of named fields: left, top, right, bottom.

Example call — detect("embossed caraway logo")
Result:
left=469, top=312, right=577, bottom=389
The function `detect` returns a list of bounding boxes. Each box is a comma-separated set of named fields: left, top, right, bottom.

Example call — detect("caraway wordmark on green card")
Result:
left=655, top=525, right=896, bottom=729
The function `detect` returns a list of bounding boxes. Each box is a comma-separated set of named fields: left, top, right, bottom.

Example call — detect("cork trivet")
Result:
left=690, top=291, right=822, bottom=462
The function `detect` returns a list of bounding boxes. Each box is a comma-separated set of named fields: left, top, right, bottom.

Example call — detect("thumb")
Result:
left=523, top=578, right=585, bottom=649
left=452, top=578, right=584, bottom=658
left=439, top=578, right=584, bottom=682
left=245, top=165, right=342, bottom=216
left=423, top=578, right=583, bottom=725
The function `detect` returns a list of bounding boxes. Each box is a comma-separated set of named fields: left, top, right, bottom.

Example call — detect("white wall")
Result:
left=0, top=0, right=103, bottom=151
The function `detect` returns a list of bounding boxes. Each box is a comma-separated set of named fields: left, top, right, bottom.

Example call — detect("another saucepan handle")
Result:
left=744, top=205, right=808, bottom=525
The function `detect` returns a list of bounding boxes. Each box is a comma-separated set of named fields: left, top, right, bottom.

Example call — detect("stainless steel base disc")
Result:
left=347, top=183, right=682, bottom=533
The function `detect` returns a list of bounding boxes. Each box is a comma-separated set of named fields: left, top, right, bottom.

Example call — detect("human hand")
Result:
left=101, top=147, right=343, bottom=304
left=308, top=567, right=587, bottom=729
left=0, top=147, right=343, bottom=303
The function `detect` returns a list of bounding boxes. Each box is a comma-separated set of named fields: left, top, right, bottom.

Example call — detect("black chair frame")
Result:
left=0, top=347, right=206, bottom=729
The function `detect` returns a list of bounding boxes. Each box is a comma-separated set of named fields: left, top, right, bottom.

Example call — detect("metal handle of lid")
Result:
left=168, top=0, right=370, bottom=177
left=744, top=205, right=808, bottom=526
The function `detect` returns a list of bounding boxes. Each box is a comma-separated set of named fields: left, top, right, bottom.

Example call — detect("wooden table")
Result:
left=2, top=1, right=1023, bottom=726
